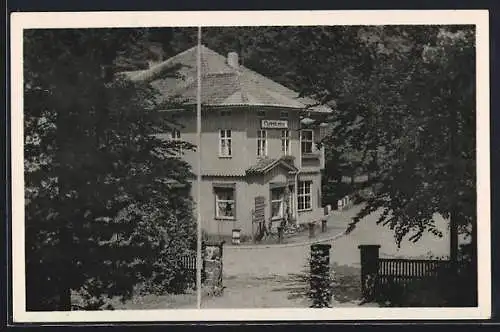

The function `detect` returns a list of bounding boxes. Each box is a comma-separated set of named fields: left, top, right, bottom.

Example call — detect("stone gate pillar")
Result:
left=358, top=244, right=380, bottom=301
left=309, top=243, right=332, bottom=307
left=308, top=222, right=315, bottom=238
left=203, top=241, right=225, bottom=296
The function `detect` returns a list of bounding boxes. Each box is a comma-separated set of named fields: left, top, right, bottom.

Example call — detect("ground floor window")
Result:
left=298, top=180, right=312, bottom=211
left=270, top=187, right=285, bottom=220
left=214, top=186, right=235, bottom=219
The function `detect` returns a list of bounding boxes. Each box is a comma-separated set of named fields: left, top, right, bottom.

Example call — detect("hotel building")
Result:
left=126, top=45, right=333, bottom=240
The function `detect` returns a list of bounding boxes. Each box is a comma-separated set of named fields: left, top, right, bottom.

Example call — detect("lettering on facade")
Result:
left=261, top=119, right=288, bottom=129
left=253, top=196, right=265, bottom=223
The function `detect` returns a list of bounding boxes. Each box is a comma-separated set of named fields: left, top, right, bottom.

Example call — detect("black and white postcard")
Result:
left=9, top=10, right=491, bottom=322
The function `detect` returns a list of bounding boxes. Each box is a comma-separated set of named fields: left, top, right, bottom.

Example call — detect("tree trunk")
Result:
left=55, top=222, right=72, bottom=311
left=449, top=210, right=458, bottom=262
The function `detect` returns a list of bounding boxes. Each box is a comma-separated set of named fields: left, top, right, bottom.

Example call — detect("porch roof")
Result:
left=246, top=156, right=298, bottom=175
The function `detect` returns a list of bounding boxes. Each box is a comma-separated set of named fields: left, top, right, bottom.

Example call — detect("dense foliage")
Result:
left=24, top=29, right=196, bottom=310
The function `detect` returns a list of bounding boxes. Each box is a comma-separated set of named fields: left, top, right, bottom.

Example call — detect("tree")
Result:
left=287, top=26, right=476, bottom=259
left=24, top=28, right=196, bottom=311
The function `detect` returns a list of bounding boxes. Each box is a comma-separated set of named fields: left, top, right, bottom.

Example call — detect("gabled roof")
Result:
left=123, top=45, right=332, bottom=113
left=246, top=156, right=298, bottom=175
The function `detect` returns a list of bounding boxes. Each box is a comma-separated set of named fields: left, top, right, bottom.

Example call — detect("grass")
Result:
left=330, top=263, right=362, bottom=304
left=71, top=288, right=197, bottom=310
left=109, top=291, right=197, bottom=310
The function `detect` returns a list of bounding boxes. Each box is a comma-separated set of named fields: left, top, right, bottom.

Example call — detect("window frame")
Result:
left=214, top=186, right=236, bottom=220
left=257, top=110, right=266, bottom=118
left=297, top=180, right=312, bottom=212
left=257, top=129, right=267, bottom=157
left=300, top=129, right=314, bottom=155
left=280, top=111, right=289, bottom=119
left=219, top=129, right=232, bottom=158
left=281, top=129, right=290, bottom=155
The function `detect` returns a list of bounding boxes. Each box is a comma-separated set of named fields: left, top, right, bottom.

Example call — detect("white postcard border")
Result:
left=10, top=10, right=491, bottom=322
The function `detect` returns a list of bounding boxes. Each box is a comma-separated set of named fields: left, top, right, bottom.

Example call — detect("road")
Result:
left=202, top=204, right=453, bottom=308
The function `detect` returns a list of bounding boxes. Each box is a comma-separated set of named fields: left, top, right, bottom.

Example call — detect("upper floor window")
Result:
left=257, top=110, right=266, bottom=118
left=281, top=129, right=290, bottom=155
left=300, top=129, right=314, bottom=155
left=280, top=111, right=289, bottom=119
left=257, top=130, right=267, bottom=157
left=298, top=181, right=312, bottom=211
left=219, top=129, right=232, bottom=157
left=171, top=129, right=182, bottom=155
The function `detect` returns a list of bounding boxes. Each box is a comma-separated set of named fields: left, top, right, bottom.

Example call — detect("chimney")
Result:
left=147, top=60, right=159, bottom=68
left=227, top=52, right=239, bottom=69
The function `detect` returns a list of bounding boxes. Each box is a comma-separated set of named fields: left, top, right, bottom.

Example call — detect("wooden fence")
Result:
left=179, top=253, right=198, bottom=287
left=179, top=241, right=225, bottom=292
left=180, top=254, right=197, bottom=271
left=358, top=245, right=457, bottom=302
left=377, top=258, right=452, bottom=291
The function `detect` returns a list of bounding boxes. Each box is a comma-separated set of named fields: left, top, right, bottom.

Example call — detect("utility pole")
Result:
left=196, top=26, right=203, bottom=309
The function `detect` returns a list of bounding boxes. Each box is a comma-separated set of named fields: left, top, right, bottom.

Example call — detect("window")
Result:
left=280, top=111, right=289, bottom=119
left=300, top=129, right=314, bottom=154
left=298, top=181, right=312, bottom=211
left=219, top=129, right=232, bottom=157
left=214, top=187, right=235, bottom=219
left=271, top=187, right=285, bottom=220
left=257, top=110, right=266, bottom=117
left=171, top=129, right=182, bottom=155
left=257, top=130, right=267, bottom=156
left=220, top=110, right=232, bottom=117
left=281, top=129, right=290, bottom=155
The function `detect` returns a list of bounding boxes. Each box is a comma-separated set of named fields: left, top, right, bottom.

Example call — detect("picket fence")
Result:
left=377, top=258, right=453, bottom=290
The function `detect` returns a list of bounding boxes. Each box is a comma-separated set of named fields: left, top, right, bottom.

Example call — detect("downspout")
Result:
left=294, top=170, right=299, bottom=223
left=295, top=110, right=302, bottom=223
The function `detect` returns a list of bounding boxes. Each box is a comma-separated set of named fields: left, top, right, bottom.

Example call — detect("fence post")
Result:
left=277, top=226, right=283, bottom=243
left=203, top=241, right=225, bottom=296
left=321, top=219, right=327, bottom=233
left=308, top=222, right=315, bottom=238
left=310, top=243, right=332, bottom=307
left=358, top=244, right=380, bottom=301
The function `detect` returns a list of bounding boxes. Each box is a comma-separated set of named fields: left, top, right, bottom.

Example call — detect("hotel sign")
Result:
left=261, top=119, right=288, bottom=129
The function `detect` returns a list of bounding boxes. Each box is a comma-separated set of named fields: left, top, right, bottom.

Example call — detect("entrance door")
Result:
left=270, top=187, right=285, bottom=224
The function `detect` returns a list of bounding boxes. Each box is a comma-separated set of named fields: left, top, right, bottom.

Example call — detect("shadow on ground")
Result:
left=271, top=262, right=363, bottom=306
